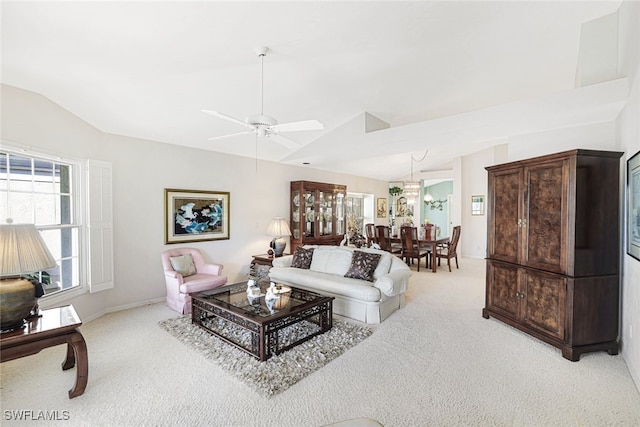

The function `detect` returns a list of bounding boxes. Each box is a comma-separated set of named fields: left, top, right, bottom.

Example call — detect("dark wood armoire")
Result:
left=482, top=149, right=623, bottom=361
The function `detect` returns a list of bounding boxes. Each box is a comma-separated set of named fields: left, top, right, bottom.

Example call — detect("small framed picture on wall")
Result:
left=376, top=198, right=387, bottom=218
left=471, top=195, right=485, bottom=216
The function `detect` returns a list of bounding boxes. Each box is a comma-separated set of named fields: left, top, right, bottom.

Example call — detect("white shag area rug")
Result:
left=159, top=316, right=373, bottom=397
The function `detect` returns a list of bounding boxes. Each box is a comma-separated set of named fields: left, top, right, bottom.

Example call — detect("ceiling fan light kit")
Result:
left=203, top=46, right=323, bottom=148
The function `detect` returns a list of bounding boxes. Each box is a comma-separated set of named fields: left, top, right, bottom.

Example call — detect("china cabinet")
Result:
left=290, top=181, right=346, bottom=253
left=483, top=149, right=623, bottom=361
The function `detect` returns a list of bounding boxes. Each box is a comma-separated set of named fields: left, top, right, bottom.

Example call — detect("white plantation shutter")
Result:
left=87, top=160, right=114, bottom=293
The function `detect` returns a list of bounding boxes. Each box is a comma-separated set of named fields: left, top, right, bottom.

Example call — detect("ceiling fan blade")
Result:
left=202, top=110, right=249, bottom=128
left=268, top=133, right=301, bottom=150
left=207, top=131, right=253, bottom=141
left=271, top=120, right=324, bottom=133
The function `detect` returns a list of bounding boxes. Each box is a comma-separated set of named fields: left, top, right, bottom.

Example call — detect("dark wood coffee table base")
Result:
left=192, top=283, right=333, bottom=361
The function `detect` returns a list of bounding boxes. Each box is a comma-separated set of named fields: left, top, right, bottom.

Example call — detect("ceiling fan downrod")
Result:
left=257, top=46, right=268, bottom=116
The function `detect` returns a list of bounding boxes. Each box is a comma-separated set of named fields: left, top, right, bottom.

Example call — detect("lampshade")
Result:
left=0, top=222, right=57, bottom=277
left=266, top=217, right=291, bottom=257
left=1, top=220, right=57, bottom=331
left=424, top=193, right=434, bottom=202
left=265, top=217, right=292, bottom=238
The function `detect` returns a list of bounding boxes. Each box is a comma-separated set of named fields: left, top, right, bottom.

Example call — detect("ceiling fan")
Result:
left=203, top=46, right=323, bottom=149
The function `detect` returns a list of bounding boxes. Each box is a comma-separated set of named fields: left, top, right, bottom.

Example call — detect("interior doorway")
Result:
left=422, top=179, right=452, bottom=238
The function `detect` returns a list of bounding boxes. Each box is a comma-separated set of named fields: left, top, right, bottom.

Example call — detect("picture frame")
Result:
left=164, top=188, right=230, bottom=244
left=396, top=196, right=408, bottom=218
left=376, top=198, right=388, bottom=218
left=471, top=195, right=485, bottom=216
left=627, top=151, right=640, bottom=261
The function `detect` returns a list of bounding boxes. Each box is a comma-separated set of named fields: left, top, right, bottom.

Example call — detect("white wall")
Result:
left=617, top=0, right=640, bottom=395
left=507, top=121, right=618, bottom=161
left=460, top=147, right=497, bottom=259
left=0, top=84, right=389, bottom=321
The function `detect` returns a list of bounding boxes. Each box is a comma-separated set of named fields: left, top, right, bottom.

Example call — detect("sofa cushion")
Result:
left=310, top=247, right=353, bottom=276
left=169, top=254, right=196, bottom=277
left=358, top=248, right=392, bottom=279
left=344, top=250, right=382, bottom=282
left=269, top=267, right=382, bottom=302
left=291, top=246, right=314, bottom=269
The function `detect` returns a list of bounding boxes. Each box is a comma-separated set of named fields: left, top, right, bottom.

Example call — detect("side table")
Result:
left=251, top=253, right=291, bottom=267
left=0, top=304, right=88, bottom=398
left=251, top=254, right=277, bottom=267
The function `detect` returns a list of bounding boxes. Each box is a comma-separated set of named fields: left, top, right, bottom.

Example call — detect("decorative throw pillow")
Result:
left=169, top=254, right=196, bottom=277
left=291, top=247, right=314, bottom=269
left=344, top=251, right=382, bottom=282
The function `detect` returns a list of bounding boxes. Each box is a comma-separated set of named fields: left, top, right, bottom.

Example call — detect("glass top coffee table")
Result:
left=191, top=282, right=334, bottom=361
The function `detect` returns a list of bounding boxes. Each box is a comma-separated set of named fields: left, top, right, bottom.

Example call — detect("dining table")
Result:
left=390, top=235, right=450, bottom=273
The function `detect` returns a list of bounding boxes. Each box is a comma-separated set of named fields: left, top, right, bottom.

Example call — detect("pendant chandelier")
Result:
left=404, top=150, right=428, bottom=204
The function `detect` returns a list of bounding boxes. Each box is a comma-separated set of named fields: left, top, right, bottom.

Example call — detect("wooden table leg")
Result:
left=431, top=242, right=438, bottom=272
left=61, top=342, right=76, bottom=370
left=66, top=331, right=88, bottom=398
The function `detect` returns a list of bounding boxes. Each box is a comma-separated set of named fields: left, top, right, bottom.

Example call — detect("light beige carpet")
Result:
left=1, top=258, right=639, bottom=426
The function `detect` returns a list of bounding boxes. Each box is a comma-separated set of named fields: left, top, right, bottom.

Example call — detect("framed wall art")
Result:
left=628, top=151, right=640, bottom=261
left=376, top=198, right=388, bottom=218
left=471, top=195, right=485, bottom=216
left=164, top=188, right=230, bottom=244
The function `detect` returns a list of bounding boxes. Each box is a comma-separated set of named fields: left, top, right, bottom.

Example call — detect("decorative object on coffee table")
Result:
left=266, top=282, right=291, bottom=310
left=0, top=219, right=57, bottom=332
left=266, top=217, right=292, bottom=257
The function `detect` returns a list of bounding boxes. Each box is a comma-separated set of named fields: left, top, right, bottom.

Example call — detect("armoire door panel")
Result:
left=490, top=169, right=521, bottom=263
left=487, top=262, right=520, bottom=319
left=524, top=160, right=568, bottom=273
left=522, top=270, right=566, bottom=340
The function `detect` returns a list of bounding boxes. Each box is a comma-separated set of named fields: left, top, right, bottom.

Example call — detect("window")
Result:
left=346, top=195, right=364, bottom=236
left=1, top=150, right=81, bottom=296
left=345, top=193, right=374, bottom=236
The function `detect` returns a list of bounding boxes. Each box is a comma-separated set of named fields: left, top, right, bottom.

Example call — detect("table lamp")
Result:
left=266, top=217, right=292, bottom=257
left=0, top=219, right=57, bottom=331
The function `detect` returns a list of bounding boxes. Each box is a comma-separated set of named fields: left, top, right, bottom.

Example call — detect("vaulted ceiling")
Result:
left=1, top=1, right=626, bottom=181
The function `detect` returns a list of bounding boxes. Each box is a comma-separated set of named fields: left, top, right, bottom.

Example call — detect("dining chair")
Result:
left=423, top=223, right=435, bottom=240
left=375, top=225, right=402, bottom=255
left=400, top=225, right=430, bottom=271
left=365, top=223, right=377, bottom=247
left=436, top=225, right=461, bottom=272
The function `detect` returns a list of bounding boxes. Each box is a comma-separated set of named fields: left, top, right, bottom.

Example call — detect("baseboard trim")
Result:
left=82, top=297, right=166, bottom=323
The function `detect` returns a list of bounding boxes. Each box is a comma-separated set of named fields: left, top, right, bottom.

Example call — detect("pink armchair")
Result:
left=161, top=247, right=228, bottom=314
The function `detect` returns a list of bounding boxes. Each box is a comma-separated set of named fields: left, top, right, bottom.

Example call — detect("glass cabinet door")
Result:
left=304, top=190, right=315, bottom=237
left=292, top=189, right=301, bottom=240
left=319, top=190, right=333, bottom=236
left=336, top=191, right=345, bottom=235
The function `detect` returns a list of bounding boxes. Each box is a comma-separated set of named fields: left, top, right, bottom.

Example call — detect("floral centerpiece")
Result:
left=347, top=213, right=366, bottom=248
left=247, top=262, right=269, bottom=284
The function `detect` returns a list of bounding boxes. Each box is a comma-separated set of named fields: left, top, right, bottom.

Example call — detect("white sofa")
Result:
left=269, top=245, right=411, bottom=324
